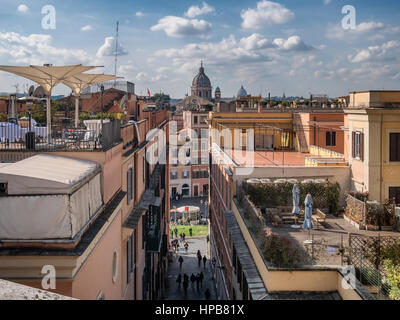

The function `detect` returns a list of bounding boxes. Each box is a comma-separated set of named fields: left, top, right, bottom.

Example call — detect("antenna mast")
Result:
left=114, top=21, right=119, bottom=86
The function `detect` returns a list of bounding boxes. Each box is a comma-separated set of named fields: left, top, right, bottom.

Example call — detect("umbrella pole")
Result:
left=75, top=95, right=80, bottom=128
left=46, top=95, right=51, bottom=144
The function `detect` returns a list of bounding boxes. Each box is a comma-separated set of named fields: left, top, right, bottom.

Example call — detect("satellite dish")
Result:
left=28, top=85, right=35, bottom=97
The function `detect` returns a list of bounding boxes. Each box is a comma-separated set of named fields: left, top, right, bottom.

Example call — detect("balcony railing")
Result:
left=0, top=120, right=121, bottom=151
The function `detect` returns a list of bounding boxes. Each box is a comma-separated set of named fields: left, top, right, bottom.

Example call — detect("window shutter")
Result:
left=127, top=239, right=131, bottom=281
left=397, top=134, right=400, bottom=161
left=131, top=168, right=136, bottom=202
left=352, top=132, right=356, bottom=158
left=127, top=171, right=131, bottom=204
left=360, top=132, right=364, bottom=161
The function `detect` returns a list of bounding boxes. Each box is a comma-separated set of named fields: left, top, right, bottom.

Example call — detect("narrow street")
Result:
left=163, top=237, right=217, bottom=300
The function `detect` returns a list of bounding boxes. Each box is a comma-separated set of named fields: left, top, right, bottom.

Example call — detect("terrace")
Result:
left=237, top=180, right=400, bottom=299
left=0, top=119, right=122, bottom=152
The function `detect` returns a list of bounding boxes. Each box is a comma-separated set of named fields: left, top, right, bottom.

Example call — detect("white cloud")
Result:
left=326, top=21, right=400, bottom=40
left=349, top=40, right=400, bottom=63
left=0, top=31, right=91, bottom=65
left=151, top=16, right=211, bottom=38
left=81, top=25, right=93, bottom=32
left=185, top=2, right=215, bottom=18
left=96, top=37, right=129, bottom=57
left=241, top=0, right=294, bottom=30
left=17, top=4, right=29, bottom=14
left=273, top=36, right=314, bottom=51
left=239, top=33, right=270, bottom=51
left=136, top=11, right=144, bottom=17
left=135, top=72, right=167, bottom=83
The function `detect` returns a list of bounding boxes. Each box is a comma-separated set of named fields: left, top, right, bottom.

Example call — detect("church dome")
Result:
left=192, top=62, right=211, bottom=88
left=237, top=85, right=247, bottom=98
left=215, top=86, right=220, bottom=92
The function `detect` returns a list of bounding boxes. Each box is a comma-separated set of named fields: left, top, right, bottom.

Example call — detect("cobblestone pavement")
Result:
left=163, top=237, right=217, bottom=300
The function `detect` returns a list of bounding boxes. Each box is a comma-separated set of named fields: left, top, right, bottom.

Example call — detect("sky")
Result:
left=0, top=0, right=399, bottom=98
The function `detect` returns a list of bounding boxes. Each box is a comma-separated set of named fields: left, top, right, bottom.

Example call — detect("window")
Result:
left=127, top=232, right=135, bottom=283
left=326, top=131, right=336, bottom=147
left=182, top=170, right=190, bottom=179
left=194, top=116, right=198, bottom=124
left=201, top=129, right=209, bottom=139
left=193, top=142, right=198, bottom=151
left=127, top=168, right=134, bottom=204
left=143, top=156, right=146, bottom=182
left=352, top=131, right=364, bottom=160
left=389, top=133, right=400, bottom=162
left=389, top=187, right=400, bottom=205
left=0, top=183, right=7, bottom=195
left=170, top=171, right=178, bottom=180
left=201, top=158, right=208, bottom=165
left=112, top=249, right=118, bottom=283
left=240, top=130, right=247, bottom=148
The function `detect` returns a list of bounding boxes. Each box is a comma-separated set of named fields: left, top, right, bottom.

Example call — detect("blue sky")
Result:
left=0, top=0, right=399, bottom=98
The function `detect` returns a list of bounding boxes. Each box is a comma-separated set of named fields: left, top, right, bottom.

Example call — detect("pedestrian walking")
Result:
left=183, top=279, right=188, bottom=294
left=178, top=256, right=184, bottom=268
left=190, top=273, right=196, bottom=287
left=205, top=288, right=211, bottom=300
left=176, top=274, right=182, bottom=287
left=197, top=253, right=202, bottom=267
left=182, top=232, right=186, bottom=242
left=183, top=273, right=189, bottom=283
left=171, top=230, right=174, bottom=239
left=174, top=227, right=178, bottom=238
left=189, top=228, right=193, bottom=237
left=203, top=255, right=207, bottom=269
left=184, top=241, right=189, bottom=253
left=206, top=235, right=209, bottom=243
left=199, top=272, right=204, bottom=288
left=196, top=273, right=200, bottom=291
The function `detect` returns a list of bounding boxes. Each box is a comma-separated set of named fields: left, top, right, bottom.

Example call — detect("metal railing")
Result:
left=0, top=120, right=121, bottom=151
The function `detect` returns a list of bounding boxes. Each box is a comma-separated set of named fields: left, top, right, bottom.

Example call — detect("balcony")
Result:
left=0, top=120, right=122, bottom=152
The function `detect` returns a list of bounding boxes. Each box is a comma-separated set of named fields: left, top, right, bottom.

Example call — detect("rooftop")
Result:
left=0, top=154, right=100, bottom=195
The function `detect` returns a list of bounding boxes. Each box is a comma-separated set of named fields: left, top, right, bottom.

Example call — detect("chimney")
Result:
left=217, top=102, right=221, bottom=113
left=258, top=103, right=263, bottom=113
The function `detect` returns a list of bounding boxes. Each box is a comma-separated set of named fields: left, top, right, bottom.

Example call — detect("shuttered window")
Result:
left=389, top=133, right=400, bottom=162
left=389, top=187, right=400, bottom=205
left=326, top=131, right=336, bottom=147
left=352, top=131, right=364, bottom=161
left=127, top=231, right=136, bottom=283
left=127, top=168, right=134, bottom=204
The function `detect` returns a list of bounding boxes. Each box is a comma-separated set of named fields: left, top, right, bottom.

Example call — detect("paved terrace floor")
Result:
left=264, top=213, right=400, bottom=266
left=224, top=150, right=310, bottom=167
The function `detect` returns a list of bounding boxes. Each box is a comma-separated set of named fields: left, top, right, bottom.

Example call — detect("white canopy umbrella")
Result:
left=0, top=64, right=100, bottom=143
left=62, top=73, right=120, bottom=127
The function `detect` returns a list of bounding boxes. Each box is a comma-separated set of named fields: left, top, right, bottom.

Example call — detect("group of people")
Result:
left=176, top=272, right=211, bottom=299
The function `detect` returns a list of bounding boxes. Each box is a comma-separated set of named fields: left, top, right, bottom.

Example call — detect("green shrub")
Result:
left=247, top=182, right=340, bottom=214
left=260, top=233, right=301, bottom=268
left=384, top=259, right=400, bottom=300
